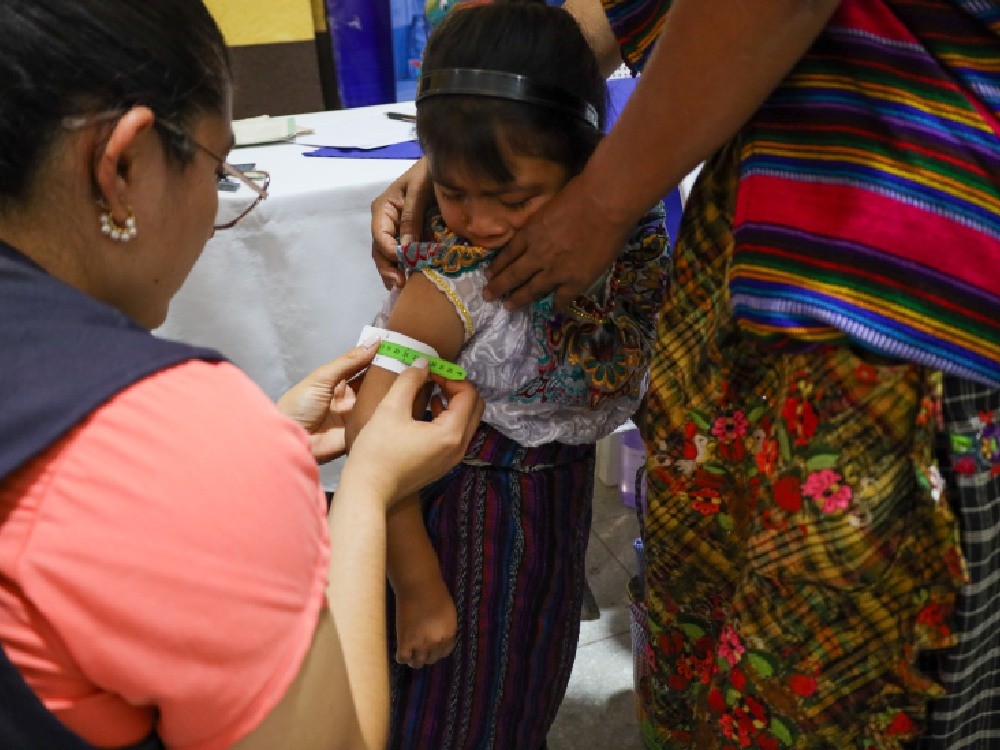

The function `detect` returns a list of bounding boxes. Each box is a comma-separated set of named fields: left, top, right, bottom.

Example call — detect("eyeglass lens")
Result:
left=215, top=163, right=268, bottom=229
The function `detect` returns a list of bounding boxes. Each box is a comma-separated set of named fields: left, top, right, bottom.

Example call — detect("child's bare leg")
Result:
left=387, top=495, right=457, bottom=668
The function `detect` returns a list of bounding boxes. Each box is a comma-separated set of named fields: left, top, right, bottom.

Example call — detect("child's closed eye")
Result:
left=500, top=197, right=531, bottom=210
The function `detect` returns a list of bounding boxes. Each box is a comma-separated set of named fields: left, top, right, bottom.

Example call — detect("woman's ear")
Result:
left=94, top=105, right=155, bottom=217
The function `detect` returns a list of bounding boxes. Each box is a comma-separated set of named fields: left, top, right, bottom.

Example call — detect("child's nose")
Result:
left=465, top=204, right=505, bottom=236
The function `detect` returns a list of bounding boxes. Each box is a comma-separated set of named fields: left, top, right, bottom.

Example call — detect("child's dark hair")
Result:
left=416, top=0, right=606, bottom=185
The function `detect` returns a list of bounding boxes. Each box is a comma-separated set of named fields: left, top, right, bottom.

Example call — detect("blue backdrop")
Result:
left=327, top=0, right=567, bottom=107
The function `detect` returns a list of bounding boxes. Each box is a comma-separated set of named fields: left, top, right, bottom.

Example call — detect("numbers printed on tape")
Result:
left=377, top=341, right=466, bottom=380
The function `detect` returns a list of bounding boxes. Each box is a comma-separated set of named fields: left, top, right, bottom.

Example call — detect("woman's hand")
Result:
left=371, top=158, right=432, bottom=289
left=276, top=341, right=380, bottom=463
left=345, top=362, right=484, bottom=507
left=483, top=171, right=633, bottom=311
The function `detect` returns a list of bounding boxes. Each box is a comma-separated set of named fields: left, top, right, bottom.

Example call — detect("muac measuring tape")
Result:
left=359, top=325, right=467, bottom=380
left=376, top=341, right=467, bottom=380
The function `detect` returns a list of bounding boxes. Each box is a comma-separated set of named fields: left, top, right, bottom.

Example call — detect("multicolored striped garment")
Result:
left=729, top=0, right=1000, bottom=386
left=600, top=0, right=989, bottom=747
left=639, top=139, right=966, bottom=750
left=388, top=424, right=594, bottom=750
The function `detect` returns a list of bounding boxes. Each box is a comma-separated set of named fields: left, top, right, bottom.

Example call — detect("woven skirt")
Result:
left=388, top=423, right=595, bottom=750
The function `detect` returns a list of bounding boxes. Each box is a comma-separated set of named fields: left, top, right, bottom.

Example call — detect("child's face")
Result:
left=430, top=153, right=569, bottom=249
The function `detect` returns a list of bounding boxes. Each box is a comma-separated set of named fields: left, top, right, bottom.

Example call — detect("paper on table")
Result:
left=294, top=102, right=418, bottom=149
left=233, top=115, right=299, bottom=146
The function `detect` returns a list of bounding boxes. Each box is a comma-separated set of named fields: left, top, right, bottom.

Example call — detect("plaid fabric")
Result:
left=636, top=141, right=966, bottom=749
left=388, top=424, right=594, bottom=750
left=914, top=379, right=1000, bottom=750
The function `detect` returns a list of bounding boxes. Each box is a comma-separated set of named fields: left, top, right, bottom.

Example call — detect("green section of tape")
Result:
left=377, top=341, right=466, bottom=380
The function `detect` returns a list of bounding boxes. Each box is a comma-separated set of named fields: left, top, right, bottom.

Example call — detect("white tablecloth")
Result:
left=156, top=105, right=417, bottom=488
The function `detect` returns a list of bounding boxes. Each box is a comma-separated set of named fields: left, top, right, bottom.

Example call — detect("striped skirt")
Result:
left=388, top=423, right=595, bottom=750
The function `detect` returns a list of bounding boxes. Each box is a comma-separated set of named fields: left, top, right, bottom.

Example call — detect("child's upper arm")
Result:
left=346, top=273, right=467, bottom=445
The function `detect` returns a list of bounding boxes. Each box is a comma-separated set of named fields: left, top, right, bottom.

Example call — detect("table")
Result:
left=156, top=104, right=417, bottom=488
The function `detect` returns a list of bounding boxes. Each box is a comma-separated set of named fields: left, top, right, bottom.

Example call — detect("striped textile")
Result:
left=638, top=140, right=966, bottom=750
left=388, top=424, right=594, bottom=750
left=601, top=0, right=667, bottom=74
left=915, top=378, right=1000, bottom=750
left=729, top=0, right=1000, bottom=386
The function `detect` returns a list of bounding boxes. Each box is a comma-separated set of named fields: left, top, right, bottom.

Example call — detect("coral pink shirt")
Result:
left=0, top=360, right=330, bottom=750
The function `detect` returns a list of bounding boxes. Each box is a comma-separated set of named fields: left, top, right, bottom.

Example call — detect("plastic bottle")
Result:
left=619, top=426, right=645, bottom=511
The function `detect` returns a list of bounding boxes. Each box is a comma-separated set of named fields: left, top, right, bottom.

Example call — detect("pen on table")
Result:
left=385, top=111, right=417, bottom=123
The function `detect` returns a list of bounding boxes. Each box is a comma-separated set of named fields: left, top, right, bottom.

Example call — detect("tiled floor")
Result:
left=548, top=478, right=647, bottom=750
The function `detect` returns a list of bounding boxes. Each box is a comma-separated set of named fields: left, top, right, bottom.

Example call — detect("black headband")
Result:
left=416, top=68, right=600, bottom=130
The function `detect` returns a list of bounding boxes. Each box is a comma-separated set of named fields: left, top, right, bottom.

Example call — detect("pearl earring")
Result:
left=98, top=203, right=138, bottom=242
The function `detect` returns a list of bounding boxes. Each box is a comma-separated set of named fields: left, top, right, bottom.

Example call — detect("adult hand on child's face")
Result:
left=484, top=172, right=633, bottom=311
left=347, top=363, right=484, bottom=507
left=276, top=342, right=380, bottom=463
left=371, top=158, right=432, bottom=290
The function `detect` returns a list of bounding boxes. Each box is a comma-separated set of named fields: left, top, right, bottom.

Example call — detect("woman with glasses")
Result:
left=0, top=2, right=483, bottom=749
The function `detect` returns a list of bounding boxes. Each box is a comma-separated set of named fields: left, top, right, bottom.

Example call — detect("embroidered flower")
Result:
left=692, top=499, right=721, bottom=515
left=756, top=436, right=778, bottom=477
left=855, top=363, right=879, bottom=384
left=773, top=474, right=803, bottom=513
left=730, top=666, right=747, bottom=692
left=802, top=469, right=852, bottom=514
left=917, top=602, right=944, bottom=627
left=788, top=673, right=818, bottom=697
left=781, top=397, right=819, bottom=446
left=718, top=625, right=745, bottom=667
left=712, top=410, right=749, bottom=441
left=887, top=711, right=917, bottom=736
left=583, top=352, right=628, bottom=394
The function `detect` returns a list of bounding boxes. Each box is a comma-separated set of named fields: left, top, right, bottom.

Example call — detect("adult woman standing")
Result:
left=0, top=2, right=482, bottom=749
left=484, top=1, right=996, bottom=747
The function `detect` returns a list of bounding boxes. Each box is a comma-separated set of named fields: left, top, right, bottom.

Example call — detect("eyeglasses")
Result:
left=63, top=111, right=270, bottom=231
left=202, top=150, right=269, bottom=230
left=157, top=121, right=270, bottom=230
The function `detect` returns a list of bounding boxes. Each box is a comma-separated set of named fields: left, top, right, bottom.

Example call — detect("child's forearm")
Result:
left=386, top=493, right=443, bottom=592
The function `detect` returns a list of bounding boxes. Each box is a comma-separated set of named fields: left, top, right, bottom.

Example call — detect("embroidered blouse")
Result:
left=375, top=204, right=670, bottom=447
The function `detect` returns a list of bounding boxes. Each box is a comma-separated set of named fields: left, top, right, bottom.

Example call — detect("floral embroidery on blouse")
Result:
left=397, top=208, right=670, bottom=410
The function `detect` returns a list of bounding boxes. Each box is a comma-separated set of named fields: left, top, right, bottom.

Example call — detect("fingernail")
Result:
left=360, top=335, right=381, bottom=349
left=411, top=357, right=429, bottom=370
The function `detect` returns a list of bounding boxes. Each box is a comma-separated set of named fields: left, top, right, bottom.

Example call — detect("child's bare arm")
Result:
left=345, top=273, right=466, bottom=450
left=344, top=273, right=469, bottom=666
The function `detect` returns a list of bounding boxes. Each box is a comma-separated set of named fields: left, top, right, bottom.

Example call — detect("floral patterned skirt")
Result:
left=636, top=144, right=966, bottom=749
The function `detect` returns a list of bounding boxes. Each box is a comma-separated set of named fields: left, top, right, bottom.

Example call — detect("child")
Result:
left=347, top=2, right=669, bottom=747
